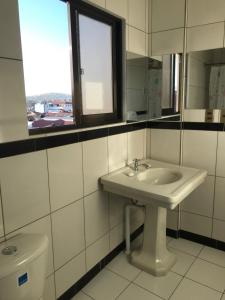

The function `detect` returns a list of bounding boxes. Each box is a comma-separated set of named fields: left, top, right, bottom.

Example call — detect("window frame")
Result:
left=29, top=0, right=124, bottom=135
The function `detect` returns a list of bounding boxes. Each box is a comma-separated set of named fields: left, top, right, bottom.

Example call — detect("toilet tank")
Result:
left=0, top=233, right=48, bottom=300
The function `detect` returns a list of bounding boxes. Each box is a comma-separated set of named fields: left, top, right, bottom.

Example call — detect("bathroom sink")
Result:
left=137, top=168, right=182, bottom=185
left=101, top=159, right=207, bottom=276
left=101, top=159, right=207, bottom=209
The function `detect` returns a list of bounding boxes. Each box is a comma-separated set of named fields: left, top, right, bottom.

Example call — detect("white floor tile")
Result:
left=186, top=258, right=225, bottom=292
left=107, top=252, right=141, bottom=281
left=169, top=248, right=196, bottom=276
left=71, top=291, right=93, bottom=299
left=170, top=278, right=222, bottom=300
left=134, top=271, right=182, bottom=299
left=168, top=238, right=203, bottom=256
left=82, top=269, right=129, bottom=300
left=117, top=283, right=162, bottom=300
left=199, top=246, right=225, bottom=268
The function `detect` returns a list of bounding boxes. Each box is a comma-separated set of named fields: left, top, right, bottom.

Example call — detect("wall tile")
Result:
left=108, top=133, right=128, bottom=172
left=55, top=251, right=86, bottom=298
left=152, top=0, right=185, bottom=32
left=187, top=23, right=224, bottom=52
left=86, top=234, right=110, bottom=271
left=0, top=151, right=50, bottom=233
left=52, top=199, right=85, bottom=269
left=181, top=175, right=215, bottom=218
left=0, top=59, right=28, bottom=142
left=128, top=0, right=146, bottom=31
left=181, top=211, right=212, bottom=238
left=128, top=129, right=146, bottom=163
left=84, top=191, right=109, bottom=246
left=214, top=177, right=225, bottom=221
left=48, top=143, right=83, bottom=212
left=43, top=275, right=56, bottom=300
left=0, top=0, right=22, bottom=59
left=146, top=128, right=151, bottom=158
left=109, top=222, right=124, bottom=250
left=152, top=28, right=184, bottom=55
left=130, top=206, right=145, bottom=232
left=88, top=0, right=106, bottom=8
left=150, top=129, right=180, bottom=164
left=212, top=219, right=225, bottom=242
left=187, top=0, right=225, bottom=27
left=128, top=26, right=146, bottom=56
left=183, top=109, right=206, bottom=122
left=216, top=132, right=225, bottom=177
left=109, top=193, right=130, bottom=229
left=182, top=130, right=217, bottom=175
left=7, top=215, right=54, bottom=277
left=0, top=196, right=4, bottom=237
left=106, top=0, right=128, bottom=20
left=167, top=210, right=178, bottom=230
left=83, top=137, right=108, bottom=196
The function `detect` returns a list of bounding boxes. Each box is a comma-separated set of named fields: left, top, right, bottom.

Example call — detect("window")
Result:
left=18, top=0, right=123, bottom=133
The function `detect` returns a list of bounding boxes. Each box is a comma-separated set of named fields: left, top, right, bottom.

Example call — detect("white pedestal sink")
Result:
left=101, top=159, right=207, bottom=276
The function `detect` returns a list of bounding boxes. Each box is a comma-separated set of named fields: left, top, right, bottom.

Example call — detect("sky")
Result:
left=18, top=0, right=72, bottom=96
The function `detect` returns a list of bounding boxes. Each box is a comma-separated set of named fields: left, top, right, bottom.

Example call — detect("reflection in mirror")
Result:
left=126, top=52, right=181, bottom=122
left=186, top=48, right=225, bottom=109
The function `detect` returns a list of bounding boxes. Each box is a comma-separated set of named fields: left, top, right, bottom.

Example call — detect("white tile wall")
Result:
left=108, top=133, right=128, bottom=172
left=83, top=137, right=108, bottom=195
left=109, top=193, right=129, bottom=229
left=52, top=199, right=85, bottom=269
left=181, top=211, right=212, bottom=237
left=212, top=219, right=225, bottom=242
left=0, top=59, right=28, bottom=142
left=128, top=129, right=146, bottom=163
left=187, top=0, right=225, bottom=27
left=151, top=0, right=185, bottom=32
left=152, top=28, right=184, bottom=56
left=216, top=132, right=225, bottom=177
left=128, top=0, right=146, bottom=32
left=182, top=130, right=217, bottom=175
left=48, top=143, right=83, bottom=211
left=214, top=177, right=225, bottom=221
left=128, top=26, right=147, bottom=56
left=88, top=0, right=105, bottom=8
left=0, top=197, right=4, bottom=237
left=106, top=0, right=128, bottom=20
left=55, top=251, right=86, bottom=298
left=0, top=151, right=50, bottom=233
left=0, top=0, right=22, bottom=59
left=186, top=23, right=224, bottom=52
left=150, top=129, right=180, bottom=164
left=86, top=234, right=110, bottom=270
left=109, top=222, right=124, bottom=250
left=84, top=190, right=109, bottom=246
left=181, top=176, right=215, bottom=217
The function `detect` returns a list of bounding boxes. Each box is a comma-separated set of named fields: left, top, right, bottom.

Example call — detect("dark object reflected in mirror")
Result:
left=186, top=48, right=225, bottom=109
left=126, top=52, right=181, bottom=122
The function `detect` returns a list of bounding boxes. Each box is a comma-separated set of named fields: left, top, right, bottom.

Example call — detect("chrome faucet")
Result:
left=133, top=158, right=141, bottom=172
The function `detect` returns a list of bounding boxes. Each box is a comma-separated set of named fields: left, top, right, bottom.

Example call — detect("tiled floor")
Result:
left=72, top=236, right=225, bottom=300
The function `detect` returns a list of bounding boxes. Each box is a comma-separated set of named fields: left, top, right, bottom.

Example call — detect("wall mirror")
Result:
left=186, top=48, right=225, bottom=110
left=126, top=52, right=181, bottom=122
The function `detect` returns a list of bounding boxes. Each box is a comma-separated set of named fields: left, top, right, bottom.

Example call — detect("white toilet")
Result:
left=0, top=233, right=48, bottom=300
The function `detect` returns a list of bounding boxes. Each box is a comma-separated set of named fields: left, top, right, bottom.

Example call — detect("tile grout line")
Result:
left=45, top=149, right=57, bottom=299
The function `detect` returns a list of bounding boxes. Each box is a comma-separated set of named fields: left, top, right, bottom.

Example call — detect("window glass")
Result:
left=18, top=0, right=74, bottom=129
left=79, top=14, right=113, bottom=115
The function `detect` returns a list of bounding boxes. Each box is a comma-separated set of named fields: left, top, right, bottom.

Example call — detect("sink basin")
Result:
left=137, top=168, right=182, bottom=185
left=101, top=159, right=207, bottom=209
left=101, top=159, right=207, bottom=277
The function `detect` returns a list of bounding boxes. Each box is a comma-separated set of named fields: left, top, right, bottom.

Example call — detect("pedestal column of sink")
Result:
left=130, top=204, right=176, bottom=276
